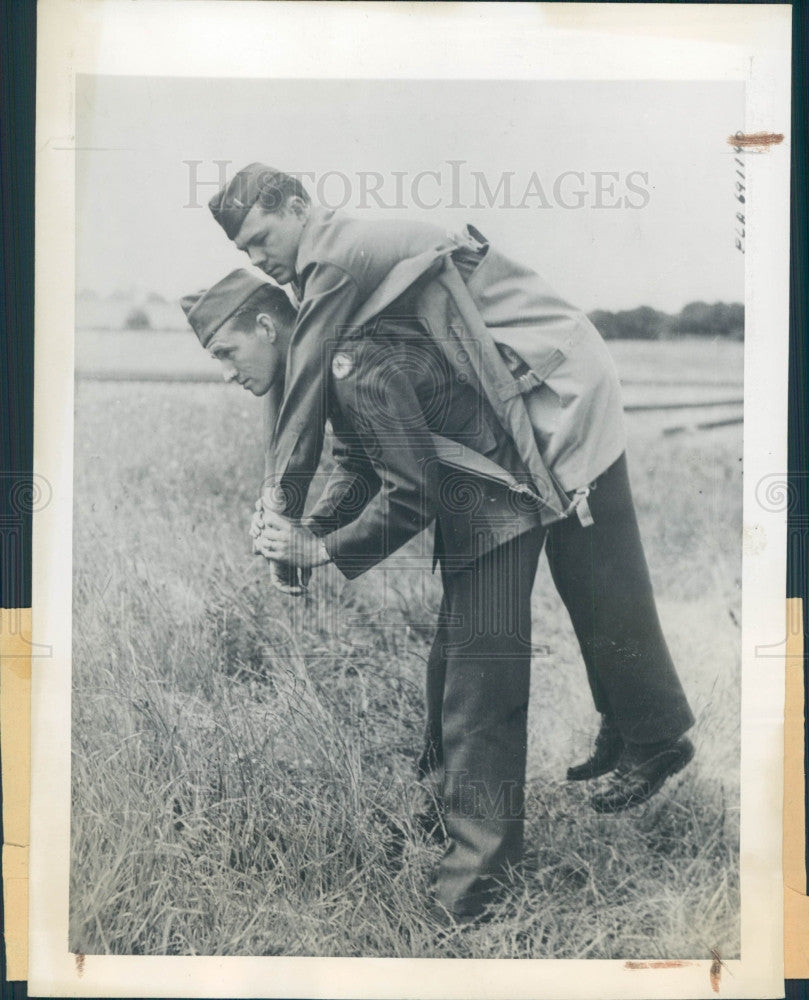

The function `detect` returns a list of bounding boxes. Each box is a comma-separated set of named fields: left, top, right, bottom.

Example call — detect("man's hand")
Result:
left=250, top=502, right=266, bottom=549
left=252, top=503, right=331, bottom=571
left=250, top=500, right=317, bottom=596
left=257, top=509, right=331, bottom=569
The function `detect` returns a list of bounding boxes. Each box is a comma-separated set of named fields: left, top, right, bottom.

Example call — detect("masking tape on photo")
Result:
left=785, top=597, right=808, bottom=978
left=1, top=607, right=31, bottom=982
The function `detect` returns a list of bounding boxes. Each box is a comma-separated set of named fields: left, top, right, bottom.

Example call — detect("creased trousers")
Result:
left=419, top=452, right=694, bottom=916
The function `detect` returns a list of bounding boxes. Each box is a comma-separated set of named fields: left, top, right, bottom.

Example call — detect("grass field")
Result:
left=70, top=338, right=743, bottom=959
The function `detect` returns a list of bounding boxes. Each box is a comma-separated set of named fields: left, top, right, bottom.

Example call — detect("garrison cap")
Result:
left=208, top=162, right=288, bottom=240
left=180, top=269, right=270, bottom=348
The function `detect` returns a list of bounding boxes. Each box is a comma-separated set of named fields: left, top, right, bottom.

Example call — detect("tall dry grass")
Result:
left=70, top=373, right=741, bottom=959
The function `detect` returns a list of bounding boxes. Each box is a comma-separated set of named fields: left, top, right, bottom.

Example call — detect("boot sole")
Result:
left=566, top=758, right=622, bottom=782
left=591, top=739, right=695, bottom=814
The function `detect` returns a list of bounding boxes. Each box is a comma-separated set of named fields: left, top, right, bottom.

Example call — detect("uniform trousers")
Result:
left=419, top=452, right=694, bottom=917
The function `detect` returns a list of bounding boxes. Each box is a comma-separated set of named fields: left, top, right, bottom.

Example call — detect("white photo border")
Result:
left=31, top=2, right=791, bottom=997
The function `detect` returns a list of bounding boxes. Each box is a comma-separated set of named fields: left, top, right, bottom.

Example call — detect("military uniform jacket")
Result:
left=273, top=207, right=625, bottom=528
left=304, top=325, right=542, bottom=580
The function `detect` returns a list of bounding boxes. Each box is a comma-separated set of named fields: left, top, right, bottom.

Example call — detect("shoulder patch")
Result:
left=332, top=351, right=355, bottom=380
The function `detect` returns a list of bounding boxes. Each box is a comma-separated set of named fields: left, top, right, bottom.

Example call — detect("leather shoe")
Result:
left=591, top=736, right=695, bottom=813
left=567, top=715, right=624, bottom=781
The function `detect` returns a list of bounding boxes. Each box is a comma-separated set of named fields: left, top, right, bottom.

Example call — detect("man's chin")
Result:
left=261, top=265, right=292, bottom=285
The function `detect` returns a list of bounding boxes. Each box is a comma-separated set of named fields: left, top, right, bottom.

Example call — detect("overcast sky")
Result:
left=76, top=76, right=744, bottom=313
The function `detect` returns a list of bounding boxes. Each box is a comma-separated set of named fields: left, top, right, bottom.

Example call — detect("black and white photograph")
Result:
left=30, top=3, right=790, bottom=997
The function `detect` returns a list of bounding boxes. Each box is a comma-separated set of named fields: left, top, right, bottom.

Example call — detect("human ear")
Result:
left=256, top=313, right=277, bottom=342
left=286, top=196, right=309, bottom=223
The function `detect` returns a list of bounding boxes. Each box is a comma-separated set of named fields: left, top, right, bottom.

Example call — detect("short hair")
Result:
left=227, top=284, right=298, bottom=335
left=256, top=169, right=311, bottom=213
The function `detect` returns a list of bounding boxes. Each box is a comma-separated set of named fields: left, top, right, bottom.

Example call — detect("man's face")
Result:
left=233, top=199, right=307, bottom=285
left=207, top=318, right=282, bottom=396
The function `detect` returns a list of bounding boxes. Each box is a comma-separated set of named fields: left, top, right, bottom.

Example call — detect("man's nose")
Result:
left=221, top=364, right=238, bottom=384
left=246, top=246, right=264, bottom=265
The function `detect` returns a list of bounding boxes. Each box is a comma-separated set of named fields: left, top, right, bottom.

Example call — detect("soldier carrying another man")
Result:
left=180, top=162, right=695, bottom=926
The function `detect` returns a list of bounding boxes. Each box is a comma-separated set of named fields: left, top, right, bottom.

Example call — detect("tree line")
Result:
left=110, top=294, right=746, bottom=340
left=588, top=302, right=744, bottom=340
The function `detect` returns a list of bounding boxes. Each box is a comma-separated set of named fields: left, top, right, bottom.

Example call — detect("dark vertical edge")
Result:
left=0, top=0, right=35, bottom=610
left=786, top=0, right=809, bottom=976
left=787, top=0, right=809, bottom=906
left=0, top=0, right=35, bottom=994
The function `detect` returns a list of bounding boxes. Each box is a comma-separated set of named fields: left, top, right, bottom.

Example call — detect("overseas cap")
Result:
left=181, top=269, right=270, bottom=348
left=208, top=162, right=290, bottom=240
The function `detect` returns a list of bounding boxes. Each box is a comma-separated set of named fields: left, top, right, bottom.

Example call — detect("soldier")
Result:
left=205, top=161, right=695, bottom=795
left=181, top=260, right=694, bottom=926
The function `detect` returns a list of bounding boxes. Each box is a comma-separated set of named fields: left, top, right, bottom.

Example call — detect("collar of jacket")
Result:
left=294, top=205, right=334, bottom=279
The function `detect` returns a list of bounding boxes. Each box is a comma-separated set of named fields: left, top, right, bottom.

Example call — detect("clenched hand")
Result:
left=251, top=499, right=330, bottom=578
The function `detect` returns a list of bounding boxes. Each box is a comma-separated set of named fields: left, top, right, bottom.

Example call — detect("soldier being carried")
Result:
left=180, top=163, right=695, bottom=927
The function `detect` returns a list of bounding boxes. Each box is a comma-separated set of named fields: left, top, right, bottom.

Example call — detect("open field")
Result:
left=76, top=329, right=744, bottom=384
left=70, top=339, right=743, bottom=958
